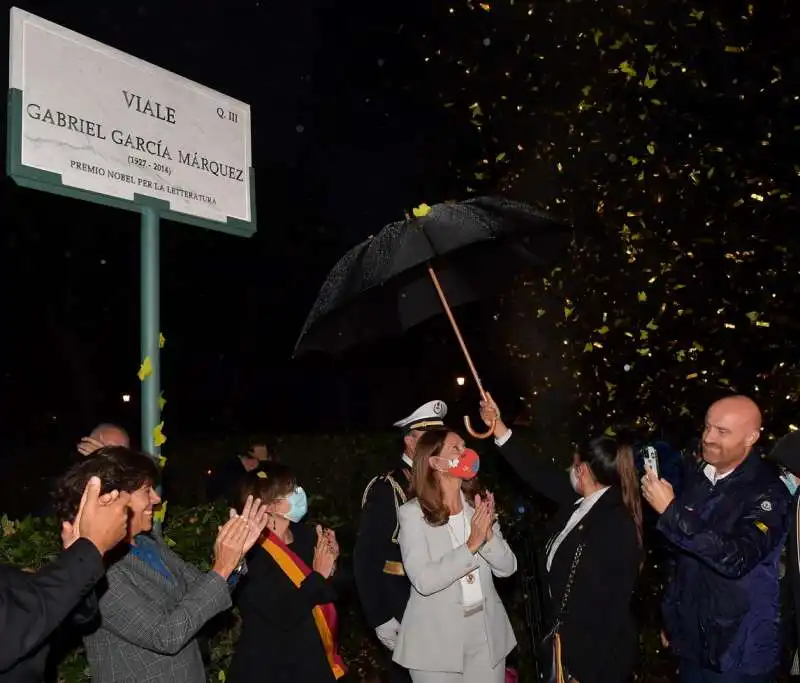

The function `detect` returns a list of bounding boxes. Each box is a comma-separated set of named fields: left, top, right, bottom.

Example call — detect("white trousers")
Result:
left=408, top=611, right=505, bottom=683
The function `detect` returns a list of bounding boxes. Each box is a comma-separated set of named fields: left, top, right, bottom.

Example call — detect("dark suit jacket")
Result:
left=784, top=492, right=800, bottom=667
left=0, top=539, right=104, bottom=683
left=498, top=435, right=641, bottom=683
left=353, top=467, right=412, bottom=629
left=230, top=523, right=349, bottom=683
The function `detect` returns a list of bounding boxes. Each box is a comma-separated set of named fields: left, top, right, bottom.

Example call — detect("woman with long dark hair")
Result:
left=480, top=396, right=642, bottom=683
left=392, top=428, right=518, bottom=683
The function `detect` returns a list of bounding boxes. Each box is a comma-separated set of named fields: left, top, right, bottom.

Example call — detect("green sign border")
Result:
left=6, top=88, right=257, bottom=237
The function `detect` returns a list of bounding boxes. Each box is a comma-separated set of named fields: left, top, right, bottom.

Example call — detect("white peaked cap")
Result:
left=393, top=400, right=448, bottom=431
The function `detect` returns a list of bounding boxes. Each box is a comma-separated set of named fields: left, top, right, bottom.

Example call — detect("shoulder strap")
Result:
left=549, top=543, right=584, bottom=635
left=361, top=472, right=408, bottom=508
left=360, top=472, right=407, bottom=544
left=360, top=475, right=383, bottom=508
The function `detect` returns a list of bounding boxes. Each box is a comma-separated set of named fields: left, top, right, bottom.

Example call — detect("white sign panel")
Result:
left=9, top=8, right=253, bottom=226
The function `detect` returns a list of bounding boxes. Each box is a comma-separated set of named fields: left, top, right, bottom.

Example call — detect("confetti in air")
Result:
left=410, top=1, right=797, bottom=443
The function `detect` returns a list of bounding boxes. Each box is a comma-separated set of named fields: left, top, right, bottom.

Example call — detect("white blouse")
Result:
left=446, top=511, right=484, bottom=607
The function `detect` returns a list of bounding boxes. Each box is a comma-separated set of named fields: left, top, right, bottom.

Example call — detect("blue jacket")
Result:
left=659, top=452, right=791, bottom=674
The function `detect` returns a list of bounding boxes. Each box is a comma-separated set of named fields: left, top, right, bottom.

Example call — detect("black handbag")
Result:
left=540, top=543, right=584, bottom=683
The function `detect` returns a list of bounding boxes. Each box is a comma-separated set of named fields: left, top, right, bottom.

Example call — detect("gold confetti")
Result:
left=153, top=422, right=167, bottom=447
left=420, top=0, right=796, bottom=441
left=138, top=357, right=152, bottom=381
left=412, top=203, right=432, bottom=218
left=153, top=501, right=168, bottom=523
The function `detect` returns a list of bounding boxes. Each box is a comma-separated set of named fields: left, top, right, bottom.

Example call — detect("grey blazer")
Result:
left=83, top=537, right=232, bottom=683
left=392, top=496, right=518, bottom=673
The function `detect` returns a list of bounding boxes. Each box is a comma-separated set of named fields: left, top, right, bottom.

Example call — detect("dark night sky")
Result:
left=4, top=0, right=797, bottom=465
left=1, top=0, right=513, bottom=451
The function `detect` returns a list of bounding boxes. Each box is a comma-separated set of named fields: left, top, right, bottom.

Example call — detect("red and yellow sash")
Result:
left=261, top=533, right=347, bottom=679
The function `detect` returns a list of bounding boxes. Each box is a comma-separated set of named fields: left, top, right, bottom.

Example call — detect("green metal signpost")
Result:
left=7, top=9, right=257, bottom=524
left=140, top=207, right=161, bottom=458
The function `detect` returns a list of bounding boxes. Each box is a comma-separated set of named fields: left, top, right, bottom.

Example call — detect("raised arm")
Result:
left=1, top=476, right=131, bottom=671
left=99, top=514, right=253, bottom=654
left=480, top=395, right=578, bottom=507
left=655, top=480, right=791, bottom=578
left=98, top=564, right=232, bottom=654
left=0, top=539, right=104, bottom=672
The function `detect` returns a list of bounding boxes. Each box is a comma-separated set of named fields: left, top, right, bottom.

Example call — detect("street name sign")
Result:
left=7, top=7, right=256, bottom=236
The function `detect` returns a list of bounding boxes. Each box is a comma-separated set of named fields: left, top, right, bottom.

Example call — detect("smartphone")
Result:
left=643, top=445, right=660, bottom=478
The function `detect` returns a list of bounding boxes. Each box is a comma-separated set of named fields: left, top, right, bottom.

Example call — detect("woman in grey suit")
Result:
left=52, top=447, right=268, bottom=683
left=393, top=429, right=517, bottom=683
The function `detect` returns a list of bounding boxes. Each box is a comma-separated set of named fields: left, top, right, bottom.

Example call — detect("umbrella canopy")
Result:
left=294, top=196, right=571, bottom=357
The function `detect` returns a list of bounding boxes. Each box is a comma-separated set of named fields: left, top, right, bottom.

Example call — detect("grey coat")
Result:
left=84, top=537, right=232, bottom=683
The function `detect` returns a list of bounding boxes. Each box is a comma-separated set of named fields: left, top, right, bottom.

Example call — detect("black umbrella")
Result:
left=294, top=196, right=572, bottom=437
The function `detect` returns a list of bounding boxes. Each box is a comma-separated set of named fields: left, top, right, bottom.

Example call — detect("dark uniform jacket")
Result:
left=354, top=466, right=412, bottom=629
left=230, top=523, right=349, bottom=683
left=0, top=539, right=104, bottom=683
left=660, top=454, right=791, bottom=675
left=784, top=491, right=800, bottom=673
left=498, top=435, right=641, bottom=683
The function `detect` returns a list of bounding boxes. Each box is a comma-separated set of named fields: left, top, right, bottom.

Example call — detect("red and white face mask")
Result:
left=439, top=448, right=481, bottom=480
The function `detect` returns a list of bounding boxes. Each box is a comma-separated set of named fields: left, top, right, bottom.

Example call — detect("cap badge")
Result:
left=433, top=401, right=444, bottom=416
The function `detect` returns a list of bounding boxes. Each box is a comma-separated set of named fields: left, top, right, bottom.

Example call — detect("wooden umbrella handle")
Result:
left=425, top=264, right=498, bottom=440
left=464, top=415, right=496, bottom=440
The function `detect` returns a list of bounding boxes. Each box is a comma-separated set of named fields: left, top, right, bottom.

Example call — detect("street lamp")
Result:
left=122, top=393, right=131, bottom=403
left=456, top=376, right=466, bottom=387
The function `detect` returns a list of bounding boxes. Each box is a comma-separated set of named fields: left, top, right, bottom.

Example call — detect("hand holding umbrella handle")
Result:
left=427, top=264, right=498, bottom=440
left=464, top=415, right=496, bottom=440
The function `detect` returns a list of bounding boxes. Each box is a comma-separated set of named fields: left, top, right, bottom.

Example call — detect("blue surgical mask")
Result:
left=281, top=486, right=308, bottom=523
left=780, top=473, right=798, bottom=497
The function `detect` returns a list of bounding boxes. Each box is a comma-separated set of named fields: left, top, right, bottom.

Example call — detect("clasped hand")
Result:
left=467, top=492, right=497, bottom=553
left=212, top=495, right=269, bottom=579
left=313, top=525, right=339, bottom=578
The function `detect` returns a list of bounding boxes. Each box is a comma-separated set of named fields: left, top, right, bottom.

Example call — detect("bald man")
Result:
left=77, top=424, right=130, bottom=456
left=642, top=396, right=791, bottom=682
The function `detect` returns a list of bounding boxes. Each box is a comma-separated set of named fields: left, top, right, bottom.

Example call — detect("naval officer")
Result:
left=354, top=400, right=449, bottom=683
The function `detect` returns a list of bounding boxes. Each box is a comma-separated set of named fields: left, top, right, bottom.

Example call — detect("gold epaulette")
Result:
left=361, top=471, right=408, bottom=544
left=383, top=560, right=405, bottom=576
